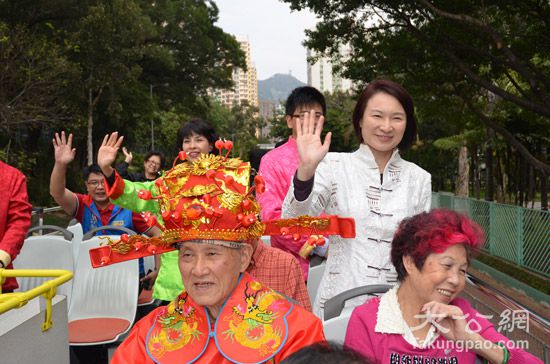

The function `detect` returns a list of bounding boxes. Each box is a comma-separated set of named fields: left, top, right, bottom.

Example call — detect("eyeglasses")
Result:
left=291, top=112, right=324, bottom=120
left=146, top=160, right=161, bottom=167
left=86, top=179, right=104, bottom=188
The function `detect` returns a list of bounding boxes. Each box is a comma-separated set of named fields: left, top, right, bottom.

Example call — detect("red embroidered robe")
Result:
left=112, top=272, right=325, bottom=363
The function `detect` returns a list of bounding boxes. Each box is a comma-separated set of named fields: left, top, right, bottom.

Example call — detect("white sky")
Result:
left=213, top=0, right=318, bottom=83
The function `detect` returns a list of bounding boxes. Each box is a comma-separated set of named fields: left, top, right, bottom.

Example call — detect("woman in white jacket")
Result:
left=282, top=79, right=432, bottom=317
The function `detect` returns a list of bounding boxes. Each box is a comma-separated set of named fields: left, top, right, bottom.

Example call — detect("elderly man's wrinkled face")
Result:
left=178, top=241, right=252, bottom=318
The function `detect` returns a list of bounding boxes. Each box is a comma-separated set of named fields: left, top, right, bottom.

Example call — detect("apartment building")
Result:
left=210, top=39, right=259, bottom=108
left=307, top=47, right=353, bottom=94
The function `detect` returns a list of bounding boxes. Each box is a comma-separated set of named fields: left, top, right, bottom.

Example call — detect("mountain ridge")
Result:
left=258, top=73, right=306, bottom=102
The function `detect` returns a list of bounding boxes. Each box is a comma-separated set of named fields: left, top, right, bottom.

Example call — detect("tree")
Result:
left=0, top=22, right=79, bottom=153
left=284, top=0, right=549, bottom=207
left=68, top=1, right=156, bottom=164
left=324, top=91, right=359, bottom=152
left=206, top=99, right=261, bottom=160
left=0, top=0, right=246, bottom=206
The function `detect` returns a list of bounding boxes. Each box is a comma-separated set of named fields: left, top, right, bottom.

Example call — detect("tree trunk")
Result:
left=86, top=86, right=104, bottom=166
left=485, top=129, right=494, bottom=202
left=87, top=88, right=94, bottom=165
left=456, top=144, right=469, bottom=197
left=495, top=152, right=505, bottom=203
left=528, top=165, right=535, bottom=208
left=471, top=146, right=479, bottom=199
left=519, top=157, right=525, bottom=206
left=505, top=144, right=512, bottom=202
left=541, top=172, right=548, bottom=211
left=473, top=146, right=480, bottom=199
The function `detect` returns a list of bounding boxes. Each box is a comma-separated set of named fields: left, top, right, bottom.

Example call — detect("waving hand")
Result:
left=296, top=110, right=331, bottom=181
left=97, top=132, right=124, bottom=177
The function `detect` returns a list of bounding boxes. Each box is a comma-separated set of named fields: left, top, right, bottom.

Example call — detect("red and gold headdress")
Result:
left=90, top=140, right=355, bottom=268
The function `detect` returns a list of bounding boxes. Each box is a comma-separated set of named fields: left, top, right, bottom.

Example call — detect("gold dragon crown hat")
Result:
left=90, top=140, right=355, bottom=267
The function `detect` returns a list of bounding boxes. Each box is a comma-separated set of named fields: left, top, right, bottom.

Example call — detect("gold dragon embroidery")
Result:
left=223, top=281, right=285, bottom=356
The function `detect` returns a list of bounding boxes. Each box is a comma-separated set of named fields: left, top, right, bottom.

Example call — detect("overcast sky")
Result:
left=213, top=0, right=318, bottom=83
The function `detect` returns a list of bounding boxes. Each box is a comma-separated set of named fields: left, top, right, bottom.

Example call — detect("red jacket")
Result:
left=0, top=161, right=32, bottom=291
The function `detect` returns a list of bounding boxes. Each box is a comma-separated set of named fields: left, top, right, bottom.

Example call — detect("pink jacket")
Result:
left=345, top=296, right=543, bottom=364
left=257, top=138, right=310, bottom=279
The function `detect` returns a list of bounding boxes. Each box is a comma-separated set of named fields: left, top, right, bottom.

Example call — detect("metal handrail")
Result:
left=0, top=269, right=73, bottom=331
left=31, top=206, right=65, bottom=215
left=26, top=225, right=73, bottom=240
left=466, top=273, right=549, bottom=329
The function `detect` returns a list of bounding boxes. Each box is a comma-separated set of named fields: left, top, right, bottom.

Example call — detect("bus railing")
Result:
left=0, top=269, right=73, bottom=331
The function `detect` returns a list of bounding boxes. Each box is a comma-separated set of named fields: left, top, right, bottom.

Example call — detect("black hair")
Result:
left=285, top=86, right=327, bottom=116
left=82, top=164, right=103, bottom=181
left=352, top=79, right=417, bottom=150
left=176, top=118, right=219, bottom=151
left=144, top=150, right=165, bottom=168
left=281, top=342, right=371, bottom=364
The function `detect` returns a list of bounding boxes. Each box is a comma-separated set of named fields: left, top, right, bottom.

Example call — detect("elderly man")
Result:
left=91, top=141, right=354, bottom=363
left=111, top=240, right=322, bottom=363
left=98, top=132, right=316, bottom=310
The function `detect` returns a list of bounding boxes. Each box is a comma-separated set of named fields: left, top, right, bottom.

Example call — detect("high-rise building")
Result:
left=210, top=39, right=259, bottom=108
left=307, top=47, right=352, bottom=94
left=258, top=100, right=285, bottom=140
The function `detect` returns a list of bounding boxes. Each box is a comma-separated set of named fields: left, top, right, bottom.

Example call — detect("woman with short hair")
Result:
left=344, top=209, right=542, bottom=363
left=282, top=79, right=432, bottom=317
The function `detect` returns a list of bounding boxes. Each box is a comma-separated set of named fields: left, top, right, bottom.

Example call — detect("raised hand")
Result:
left=296, top=110, right=331, bottom=181
left=97, top=132, right=124, bottom=177
left=421, top=301, right=473, bottom=343
left=52, top=131, right=76, bottom=166
left=122, top=147, right=133, bottom=164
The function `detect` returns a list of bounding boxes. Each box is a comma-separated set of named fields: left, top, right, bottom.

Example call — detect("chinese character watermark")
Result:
left=498, top=309, right=529, bottom=333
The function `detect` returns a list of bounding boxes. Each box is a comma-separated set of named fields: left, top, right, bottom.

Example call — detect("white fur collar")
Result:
left=375, top=284, right=438, bottom=348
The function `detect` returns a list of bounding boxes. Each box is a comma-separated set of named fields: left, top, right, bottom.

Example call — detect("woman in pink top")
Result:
left=344, top=209, right=543, bottom=364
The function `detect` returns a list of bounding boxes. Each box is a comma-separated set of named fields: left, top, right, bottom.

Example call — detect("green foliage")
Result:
left=0, top=0, right=247, bottom=206
left=206, top=99, right=261, bottom=160
left=0, top=22, right=79, bottom=133
left=283, top=0, right=550, bottom=200
left=324, top=91, right=359, bottom=152
left=268, top=114, right=290, bottom=142
left=433, top=129, right=483, bottom=151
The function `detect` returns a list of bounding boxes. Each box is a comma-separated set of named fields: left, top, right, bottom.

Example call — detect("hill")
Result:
left=258, top=73, right=306, bottom=102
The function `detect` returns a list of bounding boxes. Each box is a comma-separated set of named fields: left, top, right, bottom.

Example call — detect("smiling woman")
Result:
left=344, top=209, right=543, bottom=364
left=282, top=79, right=432, bottom=317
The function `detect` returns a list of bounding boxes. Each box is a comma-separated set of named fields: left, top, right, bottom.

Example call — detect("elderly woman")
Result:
left=98, top=118, right=219, bottom=303
left=344, top=209, right=542, bottom=363
left=93, top=143, right=339, bottom=363
left=282, top=79, right=431, bottom=317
